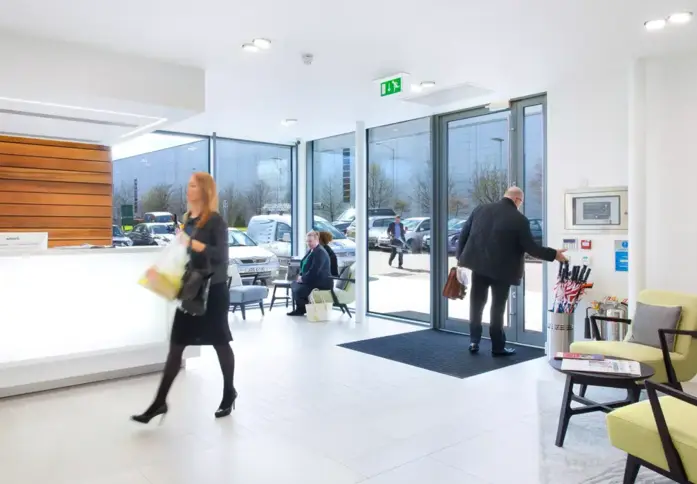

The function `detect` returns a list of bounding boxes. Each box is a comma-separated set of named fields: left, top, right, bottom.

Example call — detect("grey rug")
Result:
left=537, top=381, right=672, bottom=484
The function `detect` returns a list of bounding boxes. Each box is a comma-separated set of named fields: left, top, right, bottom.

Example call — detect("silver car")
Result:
left=228, top=228, right=280, bottom=285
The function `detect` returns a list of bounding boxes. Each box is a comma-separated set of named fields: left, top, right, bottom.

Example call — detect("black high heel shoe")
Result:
left=215, top=389, right=238, bottom=419
left=131, top=403, right=168, bottom=425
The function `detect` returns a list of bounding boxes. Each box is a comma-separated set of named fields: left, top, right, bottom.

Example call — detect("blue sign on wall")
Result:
left=614, top=240, right=629, bottom=272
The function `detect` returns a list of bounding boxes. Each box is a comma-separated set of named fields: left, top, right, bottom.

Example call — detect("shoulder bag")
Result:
left=177, top=227, right=213, bottom=316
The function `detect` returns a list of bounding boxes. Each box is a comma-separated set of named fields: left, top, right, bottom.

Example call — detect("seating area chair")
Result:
left=311, top=263, right=356, bottom=318
left=570, top=290, right=697, bottom=384
left=227, top=272, right=268, bottom=321
left=606, top=329, right=697, bottom=483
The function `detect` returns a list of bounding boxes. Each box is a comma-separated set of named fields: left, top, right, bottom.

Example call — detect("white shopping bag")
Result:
left=138, top=233, right=190, bottom=300
left=456, top=267, right=469, bottom=286
left=306, top=290, right=333, bottom=322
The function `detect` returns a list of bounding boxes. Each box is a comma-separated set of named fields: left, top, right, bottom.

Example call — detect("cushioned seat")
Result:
left=312, top=263, right=356, bottom=318
left=570, top=340, right=685, bottom=383
left=570, top=290, right=697, bottom=385
left=229, top=285, right=268, bottom=320
left=229, top=285, right=268, bottom=303
left=607, top=396, right=697, bottom=482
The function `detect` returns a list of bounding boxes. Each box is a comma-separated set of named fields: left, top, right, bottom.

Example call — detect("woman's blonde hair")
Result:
left=318, top=231, right=333, bottom=245
left=186, top=172, right=219, bottom=228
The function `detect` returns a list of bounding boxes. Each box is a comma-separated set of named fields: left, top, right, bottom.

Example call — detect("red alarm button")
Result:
left=580, top=240, right=592, bottom=250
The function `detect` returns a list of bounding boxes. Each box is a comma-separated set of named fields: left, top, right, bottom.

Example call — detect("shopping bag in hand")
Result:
left=138, top=233, right=190, bottom=300
left=306, top=290, right=333, bottom=322
left=442, top=267, right=466, bottom=300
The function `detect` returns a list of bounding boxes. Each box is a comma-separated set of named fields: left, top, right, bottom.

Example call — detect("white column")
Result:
left=295, top=141, right=308, bottom=256
left=628, top=59, right=647, bottom=314
left=354, top=122, right=368, bottom=322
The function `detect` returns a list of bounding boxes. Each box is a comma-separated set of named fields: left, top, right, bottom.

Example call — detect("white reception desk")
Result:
left=0, top=246, right=200, bottom=398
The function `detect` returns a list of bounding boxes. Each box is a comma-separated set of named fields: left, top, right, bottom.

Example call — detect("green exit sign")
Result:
left=380, top=77, right=402, bottom=97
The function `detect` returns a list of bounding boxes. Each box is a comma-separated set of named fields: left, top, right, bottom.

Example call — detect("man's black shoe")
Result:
left=287, top=310, right=305, bottom=316
left=492, top=347, right=517, bottom=357
left=468, top=343, right=480, bottom=354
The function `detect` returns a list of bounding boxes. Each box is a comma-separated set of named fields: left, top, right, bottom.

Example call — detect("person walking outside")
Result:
left=132, top=172, right=237, bottom=423
left=456, top=186, right=567, bottom=356
left=387, top=215, right=407, bottom=269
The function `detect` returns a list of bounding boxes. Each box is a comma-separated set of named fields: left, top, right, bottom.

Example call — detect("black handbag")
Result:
left=177, top=229, right=213, bottom=316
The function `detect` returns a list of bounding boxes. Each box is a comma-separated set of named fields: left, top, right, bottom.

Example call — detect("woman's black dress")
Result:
left=170, top=212, right=232, bottom=346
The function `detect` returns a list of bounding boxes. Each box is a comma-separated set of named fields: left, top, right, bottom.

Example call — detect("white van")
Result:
left=246, top=214, right=356, bottom=271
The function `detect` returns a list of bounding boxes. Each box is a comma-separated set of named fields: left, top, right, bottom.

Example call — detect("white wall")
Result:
left=644, top=54, right=697, bottom=293
left=547, top=53, right=697, bottom=340
left=547, top=61, right=631, bottom=338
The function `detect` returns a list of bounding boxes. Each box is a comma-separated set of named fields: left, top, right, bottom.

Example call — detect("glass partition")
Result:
left=366, top=118, right=432, bottom=323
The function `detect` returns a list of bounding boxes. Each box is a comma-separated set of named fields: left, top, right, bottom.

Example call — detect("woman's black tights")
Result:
left=147, top=343, right=236, bottom=411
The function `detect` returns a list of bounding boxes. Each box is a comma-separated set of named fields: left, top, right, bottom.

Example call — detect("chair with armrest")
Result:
left=311, top=263, right=356, bottom=318
left=570, top=290, right=697, bottom=384
left=606, top=328, right=697, bottom=483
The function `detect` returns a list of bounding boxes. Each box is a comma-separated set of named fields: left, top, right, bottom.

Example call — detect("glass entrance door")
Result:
left=438, top=97, right=547, bottom=348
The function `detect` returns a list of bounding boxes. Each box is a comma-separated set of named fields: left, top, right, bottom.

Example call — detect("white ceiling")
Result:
left=0, top=0, right=695, bottom=144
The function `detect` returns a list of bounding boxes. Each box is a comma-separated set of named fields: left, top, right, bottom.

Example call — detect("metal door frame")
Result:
left=433, top=95, right=547, bottom=348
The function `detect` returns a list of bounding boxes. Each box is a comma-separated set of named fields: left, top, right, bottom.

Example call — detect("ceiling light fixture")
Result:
left=252, top=38, right=272, bottom=49
left=668, top=11, right=693, bottom=24
left=410, top=84, right=423, bottom=93
left=420, top=81, right=436, bottom=88
left=281, top=119, right=298, bottom=126
left=644, top=18, right=667, bottom=31
left=242, top=43, right=259, bottom=52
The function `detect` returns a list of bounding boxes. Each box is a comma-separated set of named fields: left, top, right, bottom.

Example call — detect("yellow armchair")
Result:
left=570, top=290, right=697, bottom=384
left=607, top=329, right=697, bottom=483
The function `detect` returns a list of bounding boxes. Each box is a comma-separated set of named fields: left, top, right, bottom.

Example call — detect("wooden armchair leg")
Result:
left=623, top=455, right=641, bottom=484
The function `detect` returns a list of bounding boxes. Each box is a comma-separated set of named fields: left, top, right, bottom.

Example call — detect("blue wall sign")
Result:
left=614, top=240, right=629, bottom=272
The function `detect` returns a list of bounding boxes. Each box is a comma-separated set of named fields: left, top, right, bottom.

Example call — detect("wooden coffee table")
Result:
left=549, top=356, right=655, bottom=447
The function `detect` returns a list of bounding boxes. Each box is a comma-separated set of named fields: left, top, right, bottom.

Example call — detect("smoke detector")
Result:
left=302, top=53, right=314, bottom=65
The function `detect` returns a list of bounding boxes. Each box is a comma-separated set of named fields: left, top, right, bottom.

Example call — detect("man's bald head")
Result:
left=504, top=186, right=524, bottom=209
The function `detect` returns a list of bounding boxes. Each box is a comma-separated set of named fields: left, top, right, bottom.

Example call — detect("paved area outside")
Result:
left=365, top=251, right=545, bottom=333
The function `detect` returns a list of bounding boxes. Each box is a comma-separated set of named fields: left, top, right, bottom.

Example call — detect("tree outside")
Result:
left=469, top=164, right=508, bottom=205
left=315, top=179, right=345, bottom=221
left=367, top=162, right=393, bottom=209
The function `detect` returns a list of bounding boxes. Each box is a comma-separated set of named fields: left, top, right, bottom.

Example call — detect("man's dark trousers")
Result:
left=469, top=272, right=510, bottom=351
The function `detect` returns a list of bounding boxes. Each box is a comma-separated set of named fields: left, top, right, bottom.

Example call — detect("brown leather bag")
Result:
left=442, top=267, right=466, bottom=300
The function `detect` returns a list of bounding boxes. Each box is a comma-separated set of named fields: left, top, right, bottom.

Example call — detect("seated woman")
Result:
left=288, top=231, right=333, bottom=316
left=318, top=231, right=339, bottom=277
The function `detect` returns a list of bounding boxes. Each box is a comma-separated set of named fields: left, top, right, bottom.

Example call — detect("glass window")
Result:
left=366, top=118, right=432, bottom=322
left=214, top=139, right=292, bottom=231
left=312, top=218, right=346, bottom=239
left=112, top=226, right=124, bottom=237
left=275, top=222, right=292, bottom=242
left=228, top=229, right=256, bottom=247
left=112, top=133, right=209, bottom=224
left=149, top=224, right=172, bottom=235
left=312, top=133, right=355, bottom=222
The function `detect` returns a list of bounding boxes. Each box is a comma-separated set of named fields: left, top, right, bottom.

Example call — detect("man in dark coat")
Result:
left=288, top=231, right=333, bottom=316
left=387, top=216, right=407, bottom=268
left=457, top=187, right=566, bottom=356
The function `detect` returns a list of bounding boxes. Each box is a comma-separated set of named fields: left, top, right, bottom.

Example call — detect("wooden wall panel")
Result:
left=0, top=135, right=112, bottom=247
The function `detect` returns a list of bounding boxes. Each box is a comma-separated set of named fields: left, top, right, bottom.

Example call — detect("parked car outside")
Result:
left=246, top=214, right=356, bottom=272
left=126, top=223, right=175, bottom=246
left=529, top=218, right=543, bottom=246
left=112, top=225, right=133, bottom=247
left=377, top=217, right=431, bottom=252
left=332, top=207, right=397, bottom=234
left=143, top=212, right=175, bottom=223
left=346, top=215, right=393, bottom=248
left=227, top=228, right=279, bottom=285
left=423, top=218, right=465, bottom=253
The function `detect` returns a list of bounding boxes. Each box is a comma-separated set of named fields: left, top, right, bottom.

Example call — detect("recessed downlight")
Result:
left=644, top=18, right=667, bottom=31
left=242, top=43, right=259, bottom=52
left=281, top=119, right=298, bottom=126
left=420, top=81, right=436, bottom=89
left=410, top=84, right=423, bottom=93
left=668, top=11, right=693, bottom=24
left=252, top=38, right=272, bottom=49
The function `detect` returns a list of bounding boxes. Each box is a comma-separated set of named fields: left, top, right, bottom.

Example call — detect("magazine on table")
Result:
left=554, top=352, right=604, bottom=361
left=560, top=358, right=641, bottom=376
